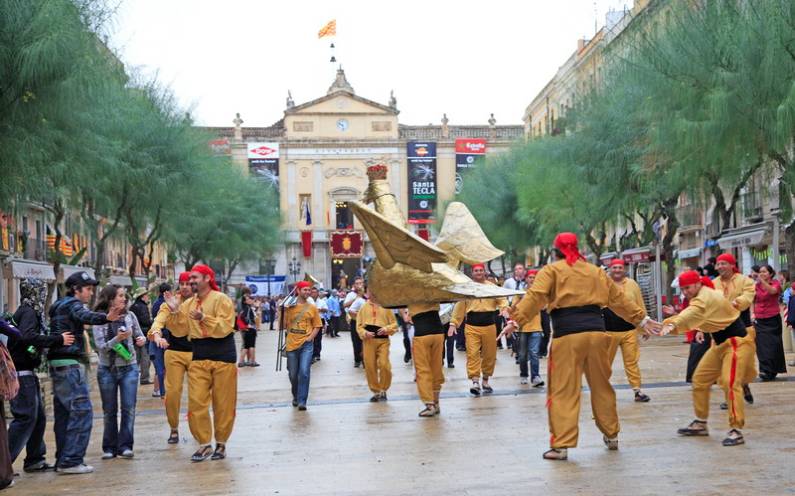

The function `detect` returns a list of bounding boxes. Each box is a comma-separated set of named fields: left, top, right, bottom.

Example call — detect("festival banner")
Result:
left=247, top=142, right=280, bottom=189
left=245, top=275, right=286, bottom=297
left=330, top=231, right=363, bottom=258
left=454, top=138, right=487, bottom=194
left=407, top=141, right=437, bottom=225
left=209, top=138, right=231, bottom=155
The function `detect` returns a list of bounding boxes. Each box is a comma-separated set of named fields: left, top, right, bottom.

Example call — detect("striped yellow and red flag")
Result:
left=318, top=19, right=336, bottom=38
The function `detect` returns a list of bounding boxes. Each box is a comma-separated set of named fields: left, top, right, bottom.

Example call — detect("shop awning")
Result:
left=621, top=247, right=652, bottom=264
left=717, top=223, right=770, bottom=249
left=6, top=260, right=55, bottom=281
left=109, top=275, right=147, bottom=287
left=677, top=247, right=702, bottom=260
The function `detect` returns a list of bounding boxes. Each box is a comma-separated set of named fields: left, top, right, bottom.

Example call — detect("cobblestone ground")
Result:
left=10, top=330, right=794, bottom=496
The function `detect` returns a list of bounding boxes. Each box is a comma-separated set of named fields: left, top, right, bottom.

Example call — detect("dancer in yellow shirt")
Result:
left=356, top=291, right=398, bottom=401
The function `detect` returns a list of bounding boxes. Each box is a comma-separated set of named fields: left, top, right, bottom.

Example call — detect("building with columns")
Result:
left=202, top=68, right=523, bottom=290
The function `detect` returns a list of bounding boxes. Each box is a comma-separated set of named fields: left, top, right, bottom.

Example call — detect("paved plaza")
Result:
left=11, top=331, right=794, bottom=496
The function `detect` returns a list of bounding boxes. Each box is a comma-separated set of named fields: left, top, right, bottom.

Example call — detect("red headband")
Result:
left=471, top=263, right=486, bottom=271
left=554, top=232, right=585, bottom=266
left=700, top=276, right=715, bottom=289
left=678, top=270, right=702, bottom=287
left=295, top=281, right=312, bottom=290
left=716, top=253, right=739, bottom=273
left=191, top=264, right=219, bottom=291
left=178, top=271, right=191, bottom=283
left=609, top=259, right=625, bottom=268
left=526, top=269, right=539, bottom=276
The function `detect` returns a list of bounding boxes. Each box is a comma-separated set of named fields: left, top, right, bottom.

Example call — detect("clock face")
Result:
left=336, top=119, right=349, bottom=132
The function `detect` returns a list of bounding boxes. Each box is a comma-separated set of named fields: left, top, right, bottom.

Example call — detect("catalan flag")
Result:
left=318, top=19, right=336, bottom=38
left=46, top=225, right=74, bottom=257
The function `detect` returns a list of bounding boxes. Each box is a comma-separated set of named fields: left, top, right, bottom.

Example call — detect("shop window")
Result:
left=336, top=201, right=353, bottom=230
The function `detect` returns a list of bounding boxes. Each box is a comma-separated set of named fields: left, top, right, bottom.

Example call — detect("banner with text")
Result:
left=407, top=141, right=437, bottom=225
left=245, top=275, right=286, bottom=297
left=455, top=138, right=487, bottom=194
left=247, top=142, right=280, bottom=189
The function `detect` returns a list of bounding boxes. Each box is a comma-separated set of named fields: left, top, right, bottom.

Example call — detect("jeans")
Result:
left=287, top=341, right=314, bottom=406
left=149, top=341, right=166, bottom=395
left=350, top=319, right=363, bottom=364
left=136, top=346, right=151, bottom=383
left=8, top=375, right=47, bottom=467
left=97, top=364, right=139, bottom=454
left=443, top=333, right=455, bottom=365
left=50, top=365, right=92, bottom=468
left=313, top=324, right=323, bottom=359
left=518, top=333, right=542, bottom=378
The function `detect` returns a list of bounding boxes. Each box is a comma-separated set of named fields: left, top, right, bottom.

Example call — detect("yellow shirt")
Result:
left=713, top=273, right=755, bottom=312
left=664, top=286, right=740, bottom=334
left=356, top=302, right=398, bottom=339
left=178, top=290, right=235, bottom=340
left=615, top=277, right=647, bottom=332
left=407, top=302, right=440, bottom=318
left=283, top=302, right=322, bottom=352
left=450, top=282, right=508, bottom=327
left=512, top=259, right=646, bottom=329
left=148, top=299, right=191, bottom=338
left=511, top=294, right=542, bottom=333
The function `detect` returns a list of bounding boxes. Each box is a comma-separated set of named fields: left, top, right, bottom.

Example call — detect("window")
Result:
left=293, top=121, right=313, bottom=132
left=336, top=201, right=353, bottom=229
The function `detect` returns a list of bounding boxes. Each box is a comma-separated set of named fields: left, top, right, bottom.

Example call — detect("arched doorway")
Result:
left=328, top=187, right=363, bottom=290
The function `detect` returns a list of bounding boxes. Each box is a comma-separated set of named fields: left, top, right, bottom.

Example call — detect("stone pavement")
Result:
left=9, top=330, right=794, bottom=496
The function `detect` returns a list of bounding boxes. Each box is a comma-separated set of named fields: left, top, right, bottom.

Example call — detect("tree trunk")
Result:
left=45, top=200, right=65, bottom=311
left=661, top=200, right=680, bottom=303
left=786, top=221, right=795, bottom=278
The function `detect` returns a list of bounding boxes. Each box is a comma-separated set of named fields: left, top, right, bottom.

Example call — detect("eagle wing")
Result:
left=435, top=201, right=504, bottom=266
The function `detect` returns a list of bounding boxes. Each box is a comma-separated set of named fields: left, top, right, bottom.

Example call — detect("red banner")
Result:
left=301, top=231, right=312, bottom=258
left=330, top=231, right=363, bottom=258
left=454, top=138, right=487, bottom=155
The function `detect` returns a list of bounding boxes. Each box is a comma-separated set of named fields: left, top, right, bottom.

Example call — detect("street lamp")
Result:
left=263, top=257, right=276, bottom=297
left=288, top=256, right=301, bottom=283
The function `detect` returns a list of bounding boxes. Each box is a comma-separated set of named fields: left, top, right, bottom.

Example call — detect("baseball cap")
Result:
left=65, top=271, right=98, bottom=289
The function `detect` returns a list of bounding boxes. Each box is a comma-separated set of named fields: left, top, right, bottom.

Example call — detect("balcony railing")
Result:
left=675, top=205, right=704, bottom=229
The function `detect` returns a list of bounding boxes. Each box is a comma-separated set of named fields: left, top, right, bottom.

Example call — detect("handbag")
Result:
left=0, top=343, right=19, bottom=401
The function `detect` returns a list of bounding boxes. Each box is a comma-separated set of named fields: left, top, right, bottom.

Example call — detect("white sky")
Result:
left=110, top=0, right=633, bottom=127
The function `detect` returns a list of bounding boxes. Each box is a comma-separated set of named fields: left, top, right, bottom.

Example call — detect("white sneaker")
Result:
left=101, top=452, right=115, bottom=460
left=58, top=464, right=94, bottom=475
left=119, top=449, right=134, bottom=459
left=531, top=376, right=545, bottom=387
left=520, top=377, right=529, bottom=385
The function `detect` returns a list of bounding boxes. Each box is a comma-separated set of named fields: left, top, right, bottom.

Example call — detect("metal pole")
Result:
left=655, top=242, right=663, bottom=322
left=771, top=210, right=781, bottom=272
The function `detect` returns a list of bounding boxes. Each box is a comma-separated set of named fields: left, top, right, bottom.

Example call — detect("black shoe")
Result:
left=211, top=443, right=226, bottom=460
left=167, top=430, right=179, bottom=444
left=722, top=429, right=744, bottom=446
left=720, top=402, right=728, bottom=410
left=23, top=461, right=55, bottom=473
left=456, top=347, right=466, bottom=352
left=354, top=362, right=361, bottom=368
left=743, top=384, right=753, bottom=404
left=292, top=399, right=298, bottom=407
left=369, top=394, right=381, bottom=402
left=447, top=363, right=454, bottom=368
left=191, top=445, right=213, bottom=462
left=298, top=405, right=307, bottom=411
left=403, top=354, right=411, bottom=364
left=482, top=383, right=494, bottom=394
left=634, top=391, right=650, bottom=403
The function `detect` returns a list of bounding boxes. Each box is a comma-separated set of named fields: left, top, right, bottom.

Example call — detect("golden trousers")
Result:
left=691, top=336, right=753, bottom=429
left=362, top=338, right=392, bottom=393
left=413, top=334, right=445, bottom=404
left=717, top=326, right=757, bottom=387
left=547, top=331, right=619, bottom=449
left=606, top=330, right=642, bottom=390
left=164, top=350, right=192, bottom=430
left=464, top=324, right=497, bottom=380
left=187, top=360, right=238, bottom=445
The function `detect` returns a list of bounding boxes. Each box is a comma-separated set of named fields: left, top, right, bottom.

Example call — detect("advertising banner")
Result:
left=247, top=142, right=280, bottom=188
left=454, top=138, right=487, bottom=194
left=407, top=141, right=436, bottom=225
left=244, top=275, right=286, bottom=297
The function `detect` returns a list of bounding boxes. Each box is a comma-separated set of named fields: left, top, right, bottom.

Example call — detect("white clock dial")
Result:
left=336, top=119, right=349, bottom=132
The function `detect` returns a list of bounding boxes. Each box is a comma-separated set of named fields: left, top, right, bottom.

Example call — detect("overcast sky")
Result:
left=110, top=0, right=633, bottom=127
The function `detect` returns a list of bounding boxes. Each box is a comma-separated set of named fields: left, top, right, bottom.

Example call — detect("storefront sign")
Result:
left=455, top=138, right=487, bottom=194
left=407, top=141, right=437, bottom=225
left=248, top=142, right=280, bottom=188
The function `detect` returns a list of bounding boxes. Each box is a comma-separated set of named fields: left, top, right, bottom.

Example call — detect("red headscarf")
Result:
left=716, top=253, right=739, bottom=273
left=553, top=232, right=585, bottom=266
left=295, top=281, right=312, bottom=290
left=700, top=276, right=715, bottom=289
left=609, top=259, right=625, bottom=268
left=526, top=269, right=539, bottom=277
left=191, top=264, right=219, bottom=291
left=178, top=271, right=191, bottom=283
left=678, top=270, right=701, bottom=287
left=471, top=263, right=486, bottom=271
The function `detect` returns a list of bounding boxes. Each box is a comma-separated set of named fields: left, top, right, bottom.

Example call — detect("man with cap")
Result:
left=449, top=264, right=509, bottom=396
left=712, top=253, right=756, bottom=405
left=503, top=233, right=657, bottom=460
left=603, top=259, right=651, bottom=402
left=149, top=272, right=194, bottom=445
left=48, top=271, right=124, bottom=474
left=281, top=281, right=322, bottom=410
left=170, top=264, right=237, bottom=462
left=659, top=270, right=754, bottom=447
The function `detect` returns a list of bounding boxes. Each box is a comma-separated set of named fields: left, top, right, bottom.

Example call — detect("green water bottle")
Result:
left=112, top=326, right=133, bottom=361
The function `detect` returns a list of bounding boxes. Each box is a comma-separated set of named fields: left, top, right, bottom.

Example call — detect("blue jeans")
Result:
left=518, top=333, right=542, bottom=378
left=97, top=364, right=139, bottom=454
left=8, top=375, right=47, bottom=467
left=287, top=341, right=314, bottom=406
left=149, top=341, right=166, bottom=395
left=50, top=365, right=92, bottom=468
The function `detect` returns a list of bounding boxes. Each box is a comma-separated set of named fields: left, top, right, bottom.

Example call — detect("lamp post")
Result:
left=288, top=256, right=301, bottom=283
left=263, top=257, right=276, bottom=297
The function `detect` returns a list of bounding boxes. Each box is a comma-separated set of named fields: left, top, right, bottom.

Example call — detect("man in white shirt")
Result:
left=502, top=263, right=527, bottom=351
left=344, top=277, right=366, bottom=367
left=311, top=288, right=328, bottom=363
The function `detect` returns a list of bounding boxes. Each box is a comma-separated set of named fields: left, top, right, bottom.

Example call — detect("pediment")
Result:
left=287, top=92, right=398, bottom=116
